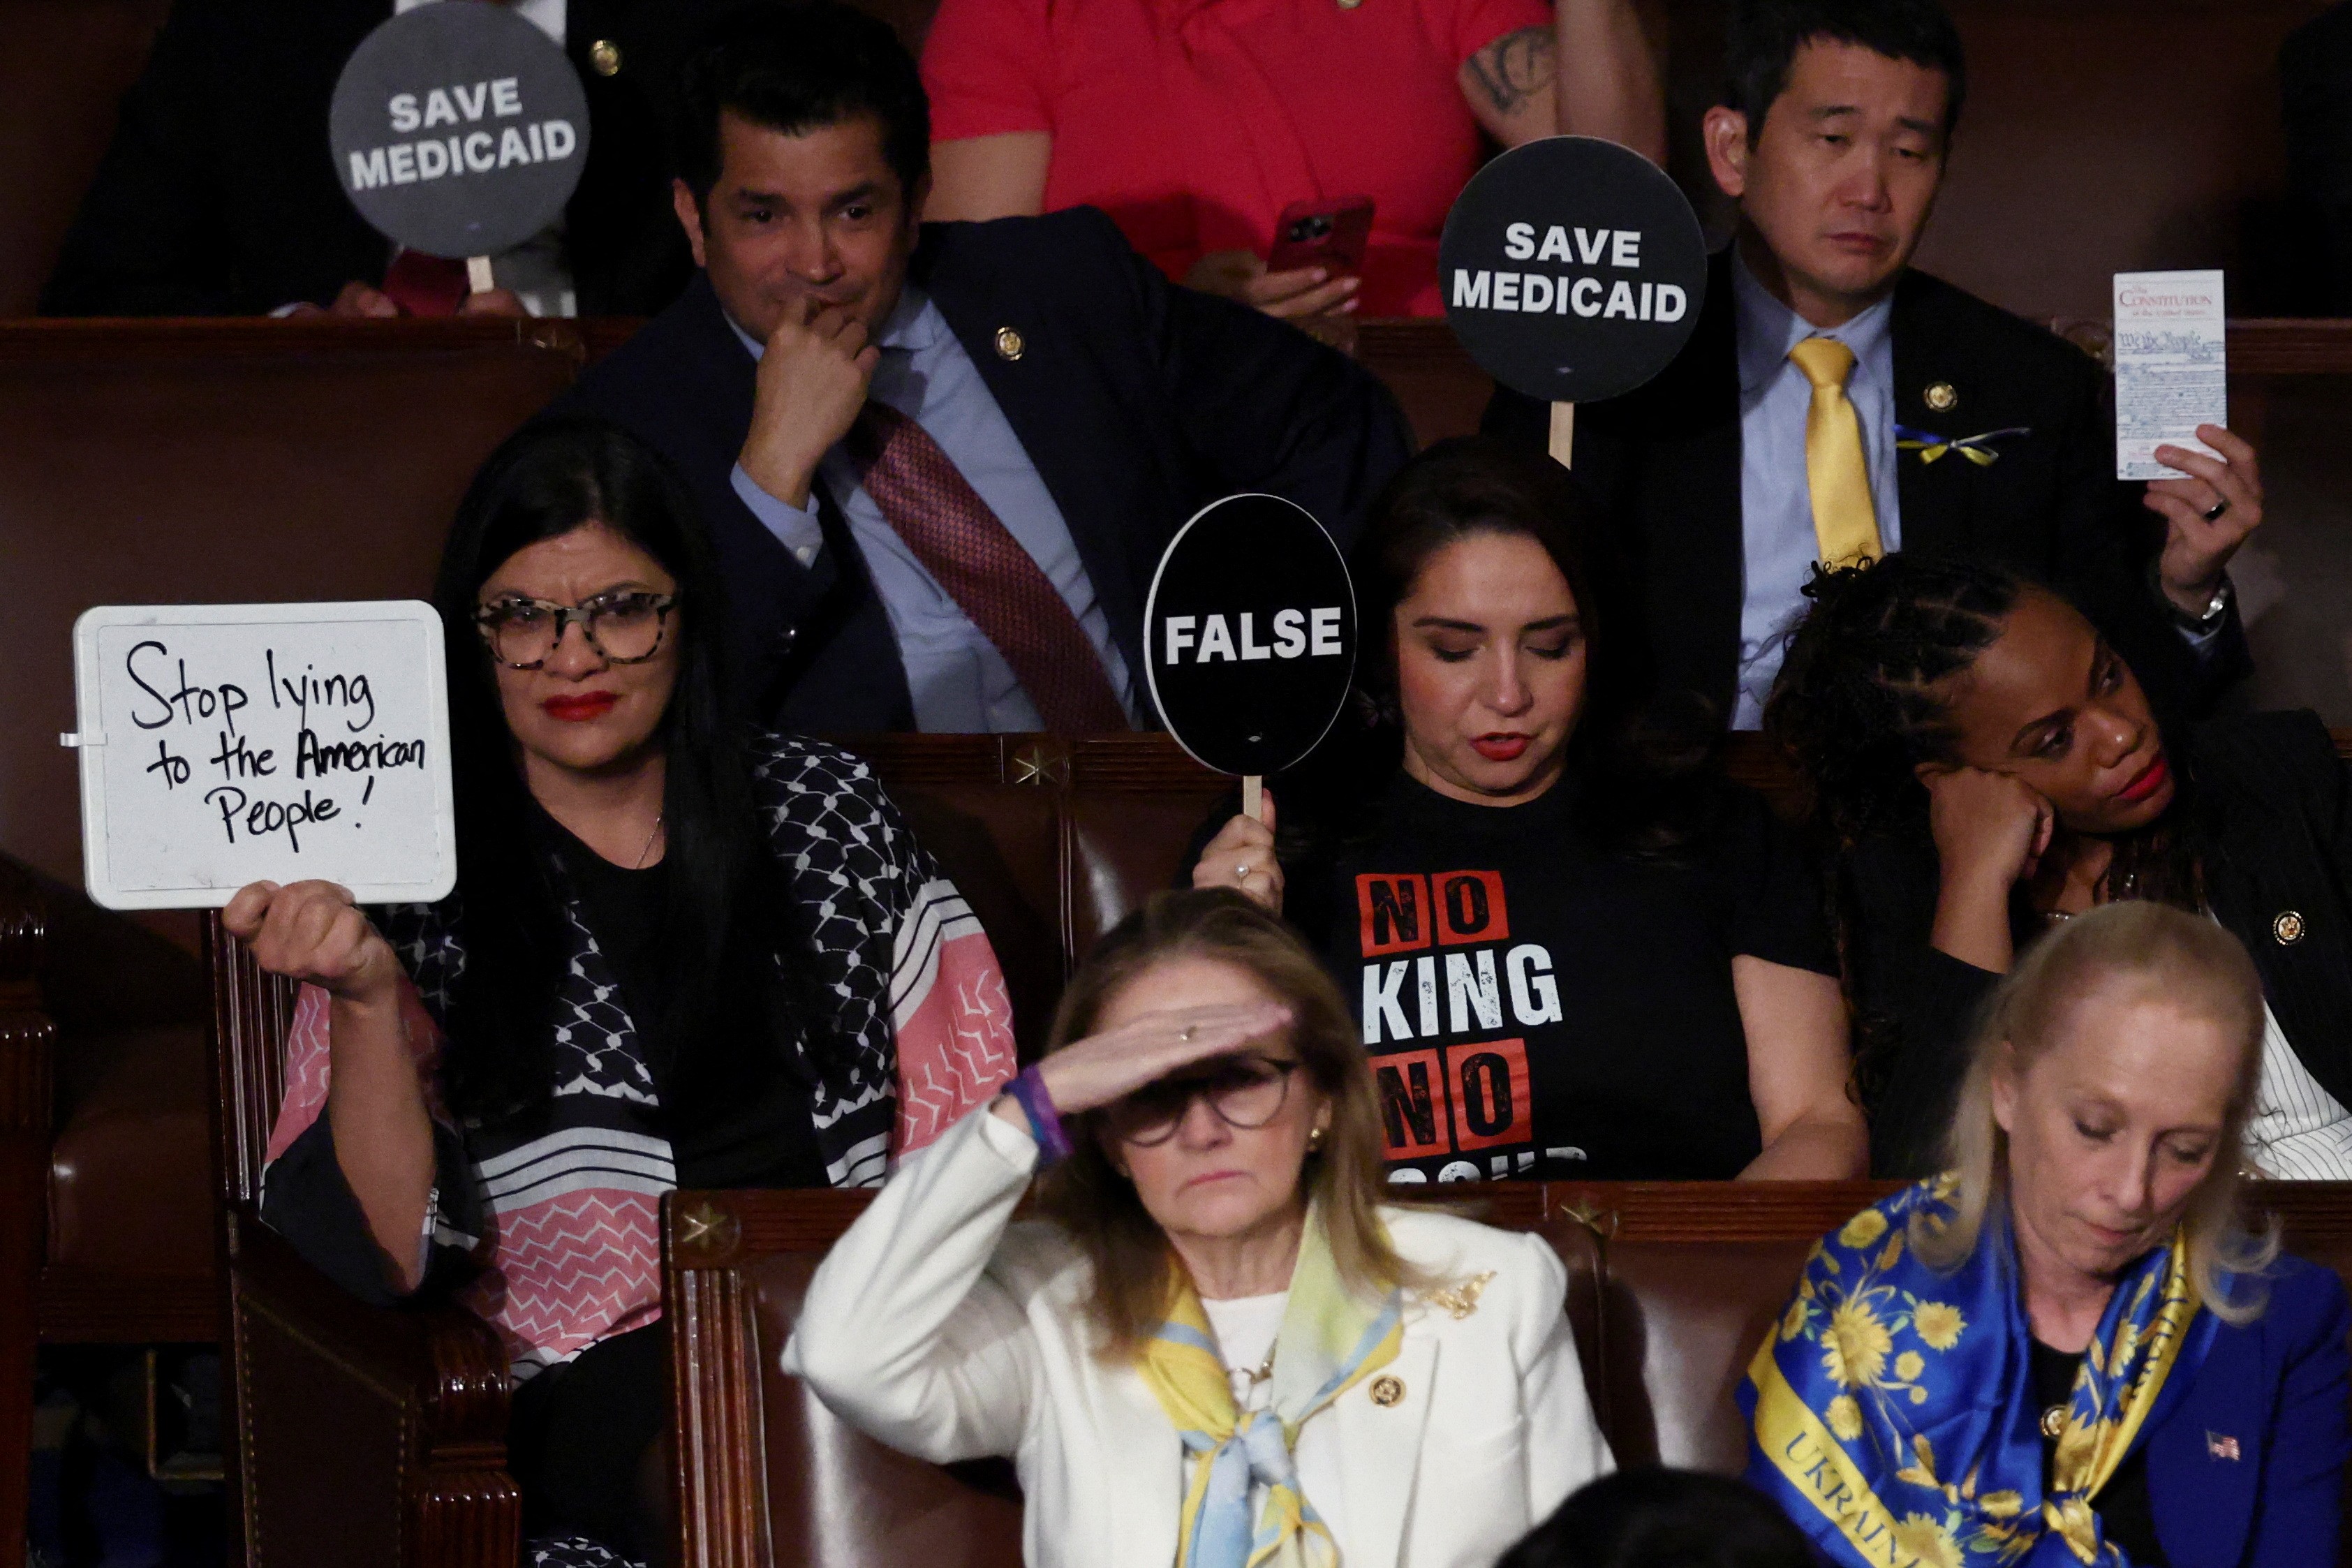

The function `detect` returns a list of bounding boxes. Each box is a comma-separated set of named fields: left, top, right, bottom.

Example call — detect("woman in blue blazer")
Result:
left=1743, top=901, right=2350, bottom=1567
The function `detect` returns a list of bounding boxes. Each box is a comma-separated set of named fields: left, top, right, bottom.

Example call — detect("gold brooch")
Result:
left=994, top=326, right=1026, bottom=361
left=1425, top=1271, right=1497, bottom=1320
left=1369, top=1375, right=1405, bottom=1405
left=1925, top=381, right=1959, bottom=413
left=2275, top=910, right=2307, bottom=946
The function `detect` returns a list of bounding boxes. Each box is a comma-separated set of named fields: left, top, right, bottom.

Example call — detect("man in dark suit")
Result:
left=1490, top=0, right=2265, bottom=731
left=563, top=1, right=1412, bottom=732
left=43, top=0, right=745, bottom=316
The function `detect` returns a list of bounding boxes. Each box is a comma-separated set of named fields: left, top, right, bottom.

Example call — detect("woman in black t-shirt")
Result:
left=1189, top=438, right=1864, bottom=1182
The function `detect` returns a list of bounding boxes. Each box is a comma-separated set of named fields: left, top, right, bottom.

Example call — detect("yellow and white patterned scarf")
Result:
left=1139, top=1208, right=1403, bottom=1568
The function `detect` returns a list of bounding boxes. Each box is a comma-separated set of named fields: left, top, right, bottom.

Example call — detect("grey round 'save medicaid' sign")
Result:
left=1440, top=135, right=1708, bottom=404
left=1145, top=494, right=1356, bottom=778
left=330, top=2, right=589, bottom=259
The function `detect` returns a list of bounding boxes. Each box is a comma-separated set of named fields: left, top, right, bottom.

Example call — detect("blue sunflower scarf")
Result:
left=1138, top=1208, right=1403, bottom=1568
left=1742, top=1176, right=2214, bottom=1567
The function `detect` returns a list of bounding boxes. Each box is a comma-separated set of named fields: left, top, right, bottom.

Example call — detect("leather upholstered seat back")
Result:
left=842, top=735, right=1230, bottom=1058
left=742, top=1252, right=1026, bottom=1568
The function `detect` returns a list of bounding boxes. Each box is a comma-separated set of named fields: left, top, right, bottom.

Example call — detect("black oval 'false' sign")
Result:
left=1145, top=494, right=1356, bottom=778
left=1439, top=135, right=1708, bottom=405
left=330, top=3, right=590, bottom=260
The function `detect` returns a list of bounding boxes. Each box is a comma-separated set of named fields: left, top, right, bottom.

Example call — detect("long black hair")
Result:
left=1322, top=436, right=1708, bottom=855
left=429, top=416, right=829, bottom=1126
left=1764, top=554, right=2205, bottom=1094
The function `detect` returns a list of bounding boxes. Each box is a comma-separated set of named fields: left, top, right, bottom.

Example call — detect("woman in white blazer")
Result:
left=790, top=888, right=1612, bottom=1568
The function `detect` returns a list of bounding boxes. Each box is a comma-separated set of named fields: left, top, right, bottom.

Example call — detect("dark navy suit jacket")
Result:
left=2142, top=1255, right=2351, bottom=1567
left=1485, top=251, right=2249, bottom=729
left=563, top=207, right=1413, bottom=732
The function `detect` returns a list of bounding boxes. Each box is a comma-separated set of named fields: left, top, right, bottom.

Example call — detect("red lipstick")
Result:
left=1471, top=734, right=1530, bottom=762
left=2116, top=753, right=2170, bottom=805
left=542, top=692, right=617, bottom=723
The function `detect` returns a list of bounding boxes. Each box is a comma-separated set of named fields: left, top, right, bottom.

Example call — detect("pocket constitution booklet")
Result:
left=2113, top=269, right=2227, bottom=482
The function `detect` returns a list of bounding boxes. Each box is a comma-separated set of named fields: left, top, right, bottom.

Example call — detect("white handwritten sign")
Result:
left=68, top=602, right=456, bottom=910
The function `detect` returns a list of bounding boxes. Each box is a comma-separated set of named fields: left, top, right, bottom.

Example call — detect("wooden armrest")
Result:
left=0, top=856, right=52, bottom=1134
left=227, top=1213, right=519, bottom=1568
left=0, top=857, right=43, bottom=1568
left=0, top=855, right=42, bottom=990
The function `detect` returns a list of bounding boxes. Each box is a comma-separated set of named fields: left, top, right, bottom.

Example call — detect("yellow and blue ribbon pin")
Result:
left=1895, top=424, right=2032, bottom=467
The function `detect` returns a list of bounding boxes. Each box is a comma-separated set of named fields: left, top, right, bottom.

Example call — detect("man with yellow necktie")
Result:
left=1488, top=0, right=2265, bottom=731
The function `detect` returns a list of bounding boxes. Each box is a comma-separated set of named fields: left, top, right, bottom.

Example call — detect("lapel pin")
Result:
left=1369, top=1375, right=1405, bottom=1406
left=1426, top=1271, right=1497, bottom=1320
left=994, top=326, right=1026, bottom=362
left=588, top=38, right=622, bottom=76
left=2207, top=1431, right=2242, bottom=1461
left=1896, top=424, right=2031, bottom=468
left=2275, top=910, right=2307, bottom=945
left=1925, top=382, right=1959, bottom=413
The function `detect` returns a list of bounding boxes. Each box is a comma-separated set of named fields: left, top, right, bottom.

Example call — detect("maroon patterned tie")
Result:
left=845, top=401, right=1130, bottom=732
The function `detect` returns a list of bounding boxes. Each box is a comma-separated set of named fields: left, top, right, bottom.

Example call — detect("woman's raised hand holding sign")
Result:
left=221, top=879, right=402, bottom=1005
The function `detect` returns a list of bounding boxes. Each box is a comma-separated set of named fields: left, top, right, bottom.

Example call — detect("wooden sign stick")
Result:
left=466, top=256, right=495, bottom=295
left=1548, top=401, right=1576, bottom=468
left=1243, top=774, right=1264, bottom=824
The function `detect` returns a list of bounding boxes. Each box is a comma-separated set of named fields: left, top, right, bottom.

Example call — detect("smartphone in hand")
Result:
left=1266, top=196, right=1375, bottom=276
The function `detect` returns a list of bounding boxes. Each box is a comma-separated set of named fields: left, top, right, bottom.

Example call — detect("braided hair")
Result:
left=1765, top=555, right=2020, bottom=847
left=1765, top=554, right=2204, bottom=1101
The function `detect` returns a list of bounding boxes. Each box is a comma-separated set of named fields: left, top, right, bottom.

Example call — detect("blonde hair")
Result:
left=1033, top=888, right=1414, bottom=1359
left=1916, top=901, right=2277, bottom=1324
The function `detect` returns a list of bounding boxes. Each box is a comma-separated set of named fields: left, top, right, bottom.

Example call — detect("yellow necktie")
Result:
left=1788, top=336, right=1883, bottom=570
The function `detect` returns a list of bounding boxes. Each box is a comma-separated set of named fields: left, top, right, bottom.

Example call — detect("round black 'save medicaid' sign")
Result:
left=330, top=3, right=590, bottom=260
left=1145, top=495, right=1356, bottom=778
left=1439, top=135, right=1708, bottom=404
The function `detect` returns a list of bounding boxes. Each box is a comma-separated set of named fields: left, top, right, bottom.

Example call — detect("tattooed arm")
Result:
left=1552, top=0, right=1666, bottom=164
left=1460, top=24, right=1559, bottom=147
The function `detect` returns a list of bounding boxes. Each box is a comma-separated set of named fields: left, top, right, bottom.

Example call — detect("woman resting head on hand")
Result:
left=789, top=887, right=1613, bottom=1568
left=1747, top=901, right=2351, bottom=1568
left=1767, top=552, right=2352, bottom=1178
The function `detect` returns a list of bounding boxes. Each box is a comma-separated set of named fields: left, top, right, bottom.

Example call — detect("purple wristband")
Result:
left=1005, top=1066, right=1072, bottom=1164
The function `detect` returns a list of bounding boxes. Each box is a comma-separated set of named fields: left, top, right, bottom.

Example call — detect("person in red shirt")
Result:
left=919, top=0, right=1664, bottom=319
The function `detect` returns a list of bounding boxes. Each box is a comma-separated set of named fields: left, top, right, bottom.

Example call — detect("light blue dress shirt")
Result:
left=1727, top=256, right=2217, bottom=730
left=726, top=288, right=1138, bottom=732
left=1732, top=255, right=1902, bottom=730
